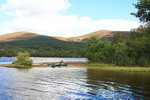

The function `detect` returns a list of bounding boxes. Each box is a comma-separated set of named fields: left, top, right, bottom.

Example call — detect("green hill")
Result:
left=68, top=30, right=130, bottom=42
left=0, top=30, right=130, bottom=57
left=0, top=31, right=38, bottom=42
left=0, top=32, right=85, bottom=57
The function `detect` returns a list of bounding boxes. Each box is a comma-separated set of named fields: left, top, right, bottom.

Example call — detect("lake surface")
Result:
left=0, top=57, right=88, bottom=64
left=0, top=67, right=150, bottom=100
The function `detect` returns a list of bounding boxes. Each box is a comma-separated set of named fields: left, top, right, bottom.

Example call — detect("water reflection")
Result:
left=0, top=67, right=150, bottom=99
left=0, top=68, right=89, bottom=99
left=86, top=69, right=150, bottom=100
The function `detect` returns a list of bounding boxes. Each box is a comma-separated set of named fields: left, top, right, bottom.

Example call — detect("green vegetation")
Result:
left=131, top=0, right=150, bottom=22
left=88, top=66, right=150, bottom=72
left=86, top=0, right=150, bottom=67
left=70, top=30, right=130, bottom=42
left=12, top=51, right=33, bottom=67
left=0, top=30, right=130, bottom=57
left=87, top=63, right=150, bottom=72
left=0, top=35, right=85, bottom=57
left=0, top=31, right=129, bottom=57
left=86, top=25, right=150, bottom=67
left=88, top=63, right=115, bottom=67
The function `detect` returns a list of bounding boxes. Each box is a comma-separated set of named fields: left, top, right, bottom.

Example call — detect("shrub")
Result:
left=13, top=51, right=33, bottom=67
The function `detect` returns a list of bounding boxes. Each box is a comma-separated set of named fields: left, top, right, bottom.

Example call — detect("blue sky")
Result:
left=66, top=0, right=138, bottom=21
left=0, top=0, right=140, bottom=37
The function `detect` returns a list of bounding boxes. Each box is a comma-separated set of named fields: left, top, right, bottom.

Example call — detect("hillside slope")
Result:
left=0, top=30, right=130, bottom=43
left=68, top=30, right=130, bottom=42
left=0, top=31, right=39, bottom=42
left=0, top=30, right=130, bottom=57
left=0, top=32, right=84, bottom=57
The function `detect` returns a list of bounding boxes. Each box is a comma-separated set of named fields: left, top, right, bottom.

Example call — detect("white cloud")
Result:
left=2, top=0, right=71, bottom=16
left=0, top=0, right=140, bottom=37
left=0, top=16, right=140, bottom=37
left=96, top=19, right=140, bottom=31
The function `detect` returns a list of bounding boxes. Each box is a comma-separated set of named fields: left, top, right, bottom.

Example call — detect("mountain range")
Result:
left=0, top=30, right=130, bottom=57
left=0, top=30, right=130, bottom=42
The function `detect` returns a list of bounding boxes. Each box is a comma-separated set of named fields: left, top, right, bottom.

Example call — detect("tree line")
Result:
left=0, top=35, right=85, bottom=57
left=86, top=0, right=150, bottom=67
left=0, top=45, right=85, bottom=57
left=86, top=25, right=150, bottom=67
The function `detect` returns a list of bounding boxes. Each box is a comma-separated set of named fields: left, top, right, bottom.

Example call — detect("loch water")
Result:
left=0, top=57, right=150, bottom=100
left=0, top=57, right=88, bottom=64
left=0, top=67, right=150, bottom=100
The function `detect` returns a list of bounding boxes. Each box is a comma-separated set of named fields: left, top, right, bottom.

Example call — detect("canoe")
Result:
left=48, top=62, right=68, bottom=68
left=51, top=63, right=61, bottom=67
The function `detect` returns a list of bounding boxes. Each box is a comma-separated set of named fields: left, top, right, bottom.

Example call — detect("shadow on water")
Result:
left=86, top=68, right=150, bottom=100
left=0, top=67, right=150, bottom=99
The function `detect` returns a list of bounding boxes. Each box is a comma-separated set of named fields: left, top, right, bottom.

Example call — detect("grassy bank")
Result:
left=87, top=63, right=150, bottom=72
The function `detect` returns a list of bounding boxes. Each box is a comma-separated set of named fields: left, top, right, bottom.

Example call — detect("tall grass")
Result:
left=87, top=63, right=150, bottom=72
left=88, top=63, right=115, bottom=67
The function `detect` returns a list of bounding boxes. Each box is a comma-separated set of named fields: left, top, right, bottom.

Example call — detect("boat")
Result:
left=48, top=62, right=67, bottom=68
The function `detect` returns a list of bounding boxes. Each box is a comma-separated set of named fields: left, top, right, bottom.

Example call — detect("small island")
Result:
left=9, top=51, right=33, bottom=68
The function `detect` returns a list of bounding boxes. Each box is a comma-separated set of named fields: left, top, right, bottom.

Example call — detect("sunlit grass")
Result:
left=87, top=63, right=150, bottom=72
left=88, top=63, right=115, bottom=67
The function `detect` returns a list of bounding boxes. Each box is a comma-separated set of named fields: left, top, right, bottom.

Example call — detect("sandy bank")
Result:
left=0, top=62, right=87, bottom=68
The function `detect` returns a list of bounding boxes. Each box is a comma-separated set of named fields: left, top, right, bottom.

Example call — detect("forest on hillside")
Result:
left=0, top=36, right=85, bottom=57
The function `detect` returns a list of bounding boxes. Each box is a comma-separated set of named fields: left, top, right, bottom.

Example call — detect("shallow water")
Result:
left=0, top=67, right=150, bottom=100
left=0, top=57, right=88, bottom=64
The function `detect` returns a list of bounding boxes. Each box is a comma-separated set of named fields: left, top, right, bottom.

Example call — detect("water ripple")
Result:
left=0, top=67, right=149, bottom=99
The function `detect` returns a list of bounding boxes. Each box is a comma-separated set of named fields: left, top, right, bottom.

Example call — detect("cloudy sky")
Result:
left=0, top=0, right=140, bottom=37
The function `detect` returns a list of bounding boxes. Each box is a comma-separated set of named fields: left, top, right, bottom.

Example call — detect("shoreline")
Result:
left=0, top=62, right=150, bottom=72
left=87, top=63, right=150, bottom=72
left=0, top=62, right=87, bottom=68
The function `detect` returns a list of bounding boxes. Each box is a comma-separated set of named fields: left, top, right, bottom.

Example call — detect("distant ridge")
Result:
left=0, top=30, right=130, bottom=43
left=68, top=30, right=130, bottom=42
left=0, top=30, right=130, bottom=57
left=0, top=31, right=79, bottom=46
left=0, top=31, right=39, bottom=42
left=0, top=31, right=85, bottom=57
